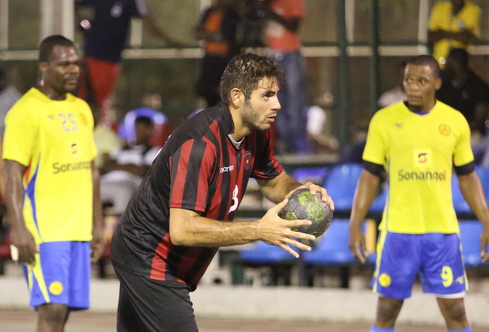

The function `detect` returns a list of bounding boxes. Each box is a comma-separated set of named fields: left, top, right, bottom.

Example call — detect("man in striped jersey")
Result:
left=111, top=53, right=333, bottom=331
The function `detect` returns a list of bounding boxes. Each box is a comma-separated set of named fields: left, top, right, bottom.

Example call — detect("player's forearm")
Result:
left=312, top=134, right=338, bottom=152
left=267, top=12, right=300, bottom=33
left=3, top=160, right=28, bottom=232
left=471, top=103, right=489, bottom=134
left=91, top=162, right=104, bottom=233
left=141, top=16, right=176, bottom=44
left=170, top=209, right=262, bottom=246
left=427, top=30, right=449, bottom=43
left=349, top=170, right=379, bottom=228
left=450, top=30, right=477, bottom=44
left=428, top=29, right=476, bottom=44
left=458, top=172, right=489, bottom=228
left=257, top=172, right=301, bottom=204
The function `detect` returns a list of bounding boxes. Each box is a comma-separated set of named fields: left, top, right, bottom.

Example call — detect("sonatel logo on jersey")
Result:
left=398, top=169, right=447, bottom=181
left=52, top=161, right=91, bottom=174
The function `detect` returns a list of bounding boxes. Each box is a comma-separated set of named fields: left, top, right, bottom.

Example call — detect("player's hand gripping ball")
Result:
left=279, top=188, right=333, bottom=237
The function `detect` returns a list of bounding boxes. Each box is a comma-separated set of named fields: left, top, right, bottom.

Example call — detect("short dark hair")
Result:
left=406, top=55, right=440, bottom=78
left=39, top=35, right=76, bottom=62
left=220, top=53, right=283, bottom=105
left=447, top=48, right=469, bottom=68
left=135, top=116, right=153, bottom=127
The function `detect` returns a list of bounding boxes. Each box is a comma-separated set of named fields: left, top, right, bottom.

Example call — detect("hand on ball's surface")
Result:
left=279, top=188, right=333, bottom=237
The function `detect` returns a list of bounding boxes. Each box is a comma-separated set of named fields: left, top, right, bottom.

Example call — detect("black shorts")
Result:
left=114, top=266, right=198, bottom=332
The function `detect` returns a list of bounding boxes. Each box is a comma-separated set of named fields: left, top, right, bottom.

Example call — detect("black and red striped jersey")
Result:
left=111, top=104, right=284, bottom=290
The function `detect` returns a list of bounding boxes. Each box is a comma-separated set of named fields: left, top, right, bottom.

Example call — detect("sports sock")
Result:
left=447, top=328, right=472, bottom=332
left=370, top=326, right=394, bottom=332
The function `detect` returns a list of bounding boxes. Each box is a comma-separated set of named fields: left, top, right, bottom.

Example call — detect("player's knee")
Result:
left=376, top=298, right=403, bottom=322
left=38, top=303, right=69, bottom=326
left=442, top=299, right=467, bottom=322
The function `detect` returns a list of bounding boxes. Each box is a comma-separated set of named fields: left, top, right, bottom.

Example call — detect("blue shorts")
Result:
left=372, top=232, right=467, bottom=300
left=23, top=241, right=91, bottom=310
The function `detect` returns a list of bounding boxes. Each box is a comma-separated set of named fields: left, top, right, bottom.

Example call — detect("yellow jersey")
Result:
left=3, top=88, right=97, bottom=243
left=428, top=1, right=480, bottom=66
left=363, top=101, right=473, bottom=234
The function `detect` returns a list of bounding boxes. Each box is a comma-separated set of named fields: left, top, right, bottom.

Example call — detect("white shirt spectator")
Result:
left=378, top=86, right=407, bottom=108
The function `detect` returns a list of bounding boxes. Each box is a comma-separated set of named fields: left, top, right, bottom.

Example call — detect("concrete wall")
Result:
left=1, top=277, right=488, bottom=328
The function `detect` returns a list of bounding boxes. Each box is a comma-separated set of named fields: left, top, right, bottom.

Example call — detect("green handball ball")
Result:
left=279, top=188, right=333, bottom=237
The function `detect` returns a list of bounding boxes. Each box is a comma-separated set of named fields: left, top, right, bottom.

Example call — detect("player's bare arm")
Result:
left=457, top=170, right=489, bottom=263
left=141, top=15, right=184, bottom=48
left=349, top=168, right=380, bottom=264
left=472, top=102, right=489, bottom=134
left=4, top=159, right=37, bottom=264
left=257, top=172, right=333, bottom=207
left=169, top=201, right=315, bottom=258
left=90, top=161, right=105, bottom=263
left=428, top=29, right=476, bottom=44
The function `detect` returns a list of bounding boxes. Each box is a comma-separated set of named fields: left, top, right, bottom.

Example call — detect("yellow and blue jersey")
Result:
left=363, top=100, right=473, bottom=234
left=3, top=88, right=97, bottom=243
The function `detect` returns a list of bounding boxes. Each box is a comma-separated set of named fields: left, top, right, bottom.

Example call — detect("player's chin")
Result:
left=255, top=122, right=272, bottom=131
left=261, top=117, right=276, bottom=129
left=64, top=82, right=78, bottom=93
left=406, top=96, right=422, bottom=105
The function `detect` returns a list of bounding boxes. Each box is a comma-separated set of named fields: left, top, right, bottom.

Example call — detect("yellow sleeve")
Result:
left=428, top=2, right=445, bottom=31
left=453, top=113, right=474, bottom=167
left=3, top=98, right=37, bottom=166
left=465, top=3, right=481, bottom=37
left=362, top=112, right=386, bottom=166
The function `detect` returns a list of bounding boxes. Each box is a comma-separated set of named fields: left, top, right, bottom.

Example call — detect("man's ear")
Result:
left=39, top=62, right=48, bottom=77
left=229, top=88, right=243, bottom=108
left=435, top=77, right=442, bottom=91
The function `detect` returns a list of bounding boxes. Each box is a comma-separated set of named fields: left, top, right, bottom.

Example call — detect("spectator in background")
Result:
left=75, top=0, right=182, bottom=126
left=100, top=116, right=160, bottom=216
left=194, top=0, right=241, bottom=108
left=428, top=0, right=480, bottom=67
left=0, top=68, right=21, bottom=196
left=306, top=91, right=338, bottom=154
left=118, top=93, right=171, bottom=148
left=264, top=0, right=307, bottom=154
left=92, top=103, right=121, bottom=169
left=3, top=35, right=104, bottom=331
left=186, top=97, right=207, bottom=119
left=377, top=60, right=407, bottom=108
left=335, top=131, right=367, bottom=165
left=436, top=48, right=489, bottom=137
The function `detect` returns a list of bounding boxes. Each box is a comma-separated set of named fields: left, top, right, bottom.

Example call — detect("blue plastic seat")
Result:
left=369, top=184, right=388, bottom=217
left=302, top=219, right=363, bottom=288
left=303, top=219, right=356, bottom=265
left=459, top=220, right=485, bottom=267
left=323, top=163, right=363, bottom=214
left=239, top=242, right=298, bottom=286
left=293, top=167, right=330, bottom=186
left=452, top=165, right=489, bottom=217
left=240, top=241, right=297, bottom=265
